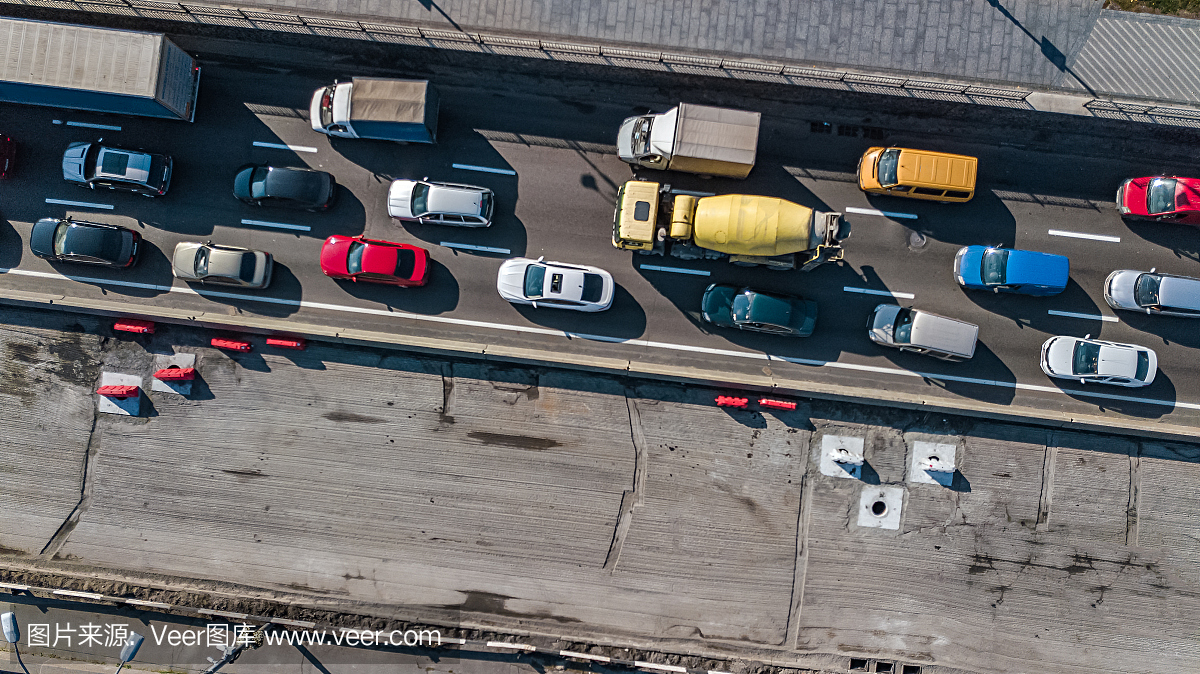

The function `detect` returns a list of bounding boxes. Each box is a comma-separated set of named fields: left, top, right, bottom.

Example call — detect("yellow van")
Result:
left=857, top=147, right=978, bottom=203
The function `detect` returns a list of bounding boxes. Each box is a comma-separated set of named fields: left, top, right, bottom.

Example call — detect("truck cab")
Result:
left=310, top=83, right=354, bottom=137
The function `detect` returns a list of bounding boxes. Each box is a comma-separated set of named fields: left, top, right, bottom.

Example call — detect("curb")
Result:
left=2, top=0, right=1200, bottom=128
left=3, top=288, right=1199, bottom=444
left=0, top=582, right=732, bottom=674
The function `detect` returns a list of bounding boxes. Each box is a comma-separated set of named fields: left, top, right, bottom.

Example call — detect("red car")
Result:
left=0, top=134, right=14, bottom=179
left=320, top=235, right=429, bottom=286
left=1117, top=176, right=1200, bottom=225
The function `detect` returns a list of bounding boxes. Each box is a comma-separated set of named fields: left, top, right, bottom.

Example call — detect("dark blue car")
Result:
left=954, top=246, right=1068, bottom=296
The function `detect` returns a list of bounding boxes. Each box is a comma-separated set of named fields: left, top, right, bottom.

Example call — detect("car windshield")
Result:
left=981, top=249, right=1009, bottom=285
left=411, top=183, right=431, bottom=216
left=52, top=222, right=69, bottom=255
left=395, top=249, right=415, bottom=279
left=250, top=167, right=270, bottom=200
left=319, top=87, right=334, bottom=128
left=631, top=117, right=652, bottom=156
left=1147, top=178, right=1177, bottom=215
left=83, top=144, right=101, bottom=177
left=1135, top=273, right=1161, bottom=307
left=523, top=264, right=546, bottom=299
left=195, top=246, right=210, bottom=276
left=1072, top=341, right=1100, bottom=376
left=1136, top=351, right=1150, bottom=381
left=238, top=252, right=256, bottom=282
left=346, top=241, right=366, bottom=274
left=877, top=149, right=901, bottom=187
left=892, top=307, right=914, bottom=344
left=480, top=192, right=493, bottom=219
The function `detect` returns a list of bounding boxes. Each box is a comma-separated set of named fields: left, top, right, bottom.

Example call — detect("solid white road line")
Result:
left=845, top=206, right=919, bottom=220
left=253, top=141, right=318, bottom=153
left=64, top=121, right=122, bottom=131
left=1048, top=229, right=1121, bottom=243
left=486, top=642, right=536, bottom=651
left=639, top=264, right=711, bottom=276
left=843, top=286, right=915, bottom=299
left=441, top=242, right=510, bottom=254
left=1048, top=309, right=1119, bottom=323
left=2, top=266, right=1195, bottom=413
left=45, top=198, right=114, bottom=210
left=452, top=163, right=517, bottom=175
left=240, top=219, right=310, bottom=232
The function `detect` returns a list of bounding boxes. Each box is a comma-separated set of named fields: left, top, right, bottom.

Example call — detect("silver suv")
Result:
left=387, top=178, right=493, bottom=227
left=1104, top=268, right=1200, bottom=317
left=62, top=142, right=173, bottom=197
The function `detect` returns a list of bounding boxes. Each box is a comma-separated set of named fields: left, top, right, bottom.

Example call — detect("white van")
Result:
left=868, top=305, right=978, bottom=361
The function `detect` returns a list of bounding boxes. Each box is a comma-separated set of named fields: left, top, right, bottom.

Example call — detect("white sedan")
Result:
left=496, top=257, right=614, bottom=312
left=1040, top=335, right=1157, bottom=387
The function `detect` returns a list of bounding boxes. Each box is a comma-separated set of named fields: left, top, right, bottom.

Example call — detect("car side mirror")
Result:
left=1150, top=267, right=1156, bottom=273
left=992, top=287, right=999, bottom=293
left=1147, top=308, right=1152, bottom=314
left=531, top=301, right=538, bottom=309
left=1084, top=334, right=1092, bottom=339
left=536, top=256, right=545, bottom=262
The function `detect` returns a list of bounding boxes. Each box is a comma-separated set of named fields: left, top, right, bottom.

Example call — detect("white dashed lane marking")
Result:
left=1048, top=229, right=1121, bottom=243
left=45, top=198, right=113, bottom=210
left=253, top=141, right=318, bottom=153
left=240, top=219, right=310, bottom=232
left=845, top=206, right=918, bottom=220
left=1048, top=309, right=1119, bottom=323
left=452, top=163, right=516, bottom=176
left=843, top=286, right=915, bottom=299
left=639, top=264, right=710, bottom=276
left=441, top=242, right=510, bottom=254
left=53, top=120, right=122, bottom=131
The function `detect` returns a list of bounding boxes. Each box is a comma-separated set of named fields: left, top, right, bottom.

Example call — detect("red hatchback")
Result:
left=1117, top=176, right=1200, bottom=225
left=0, top=134, right=15, bottom=179
left=320, top=235, right=429, bottom=286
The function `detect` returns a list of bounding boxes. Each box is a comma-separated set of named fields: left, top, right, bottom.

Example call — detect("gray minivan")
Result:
left=868, top=304, right=978, bottom=361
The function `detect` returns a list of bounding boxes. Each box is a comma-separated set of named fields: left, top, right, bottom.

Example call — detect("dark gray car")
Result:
left=701, top=284, right=818, bottom=336
left=62, top=142, right=172, bottom=196
left=233, top=164, right=336, bottom=210
left=30, top=217, right=140, bottom=267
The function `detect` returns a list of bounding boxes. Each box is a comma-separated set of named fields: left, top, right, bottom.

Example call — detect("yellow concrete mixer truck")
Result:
left=612, top=180, right=849, bottom=271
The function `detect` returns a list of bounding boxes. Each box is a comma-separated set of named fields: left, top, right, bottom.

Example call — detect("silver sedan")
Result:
left=172, top=242, right=273, bottom=289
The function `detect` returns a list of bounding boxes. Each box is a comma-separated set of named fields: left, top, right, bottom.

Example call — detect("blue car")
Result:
left=953, top=246, right=1069, bottom=296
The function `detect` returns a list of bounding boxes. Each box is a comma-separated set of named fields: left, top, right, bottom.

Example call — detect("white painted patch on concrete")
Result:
left=909, top=441, right=957, bottom=486
left=96, top=372, right=142, bottom=416
left=818, top=434, right=865, bottom=480
left=858, top=486, right=903, bottom=530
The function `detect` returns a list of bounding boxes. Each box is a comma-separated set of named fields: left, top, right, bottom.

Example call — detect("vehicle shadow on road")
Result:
left=332, top=258, right=460, bottom=315
left=506, top=283, right=647, bottom=340
left=1051, top=370, right=1176, bottom=419
left=0, top=215, right=22, bottom=268
left=1120, top=311, right=1200, bottom=350
left=51, top=241, right=172, bottom=299
left=867, top=189, right=1016, bottom=248
left=187, top=261, right=304, bottom=319
left=963, top=277, right=1104, bottom=337
left=1122, top=218, right=1200, bottom=265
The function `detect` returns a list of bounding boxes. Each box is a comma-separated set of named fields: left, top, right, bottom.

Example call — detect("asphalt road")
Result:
left=3, top=35, right=1200, bottom=427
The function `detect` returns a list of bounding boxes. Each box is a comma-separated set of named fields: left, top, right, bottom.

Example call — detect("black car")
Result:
left=701, top=284, right=818, bottom=337
left=233, top=164, right=336, bottom=210
left=61, top=142, right=172, bottom=196
left=30, top=217, right=140, bottom=268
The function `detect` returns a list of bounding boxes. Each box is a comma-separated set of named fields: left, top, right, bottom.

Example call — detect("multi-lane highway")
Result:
left=3, top=37, right=1200, bottom=427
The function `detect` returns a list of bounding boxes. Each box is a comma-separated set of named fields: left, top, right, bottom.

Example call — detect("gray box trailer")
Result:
left=616, top=103, right=760, bottom=179
left=0, top=18, right=200, bottom=122
left=310, top=77, right=438, bottom=143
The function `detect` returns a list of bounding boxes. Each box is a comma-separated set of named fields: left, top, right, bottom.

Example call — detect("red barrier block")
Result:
left=758, top=398, right=797, bottom=410
left=96, top=385, right=140, bottom=398
left=211, top=338, right=252, bottom=352
left=114, top=319, right=155, bottom=334
left=266, top=337, right=306, bottom=350
left=716, top=395, right=749, bottom=408
left=154, top=367, right=196, bottom=381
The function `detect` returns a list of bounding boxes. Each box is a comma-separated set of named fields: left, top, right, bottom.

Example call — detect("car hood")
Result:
left=1007, top=250, right=1069, bottom=287
left=955, top=246, right=985, bottom=285
left=320, top=237, right=352, bottom=275
left=427, top=185, right=484, bottom=216
left=30, top=218, right=59, bottom=257
left=870, top=304, right=899, bottom=343
left=1121, top=177, right=1151, bottom=216
left=1043, top=336, right=1077, bottom=375
left=232, top=166, right=254, bottom=200
left=388, top=180, right=416, bottom=218
left=496, top=259, right=530, bottom=299
left=172, top=242, right=204, bottom=280
left=61, top=142, right=89, bottom=182
left=701, top=284, right=738, bottom=327
left=1104, top=269, right=1141, bottom=309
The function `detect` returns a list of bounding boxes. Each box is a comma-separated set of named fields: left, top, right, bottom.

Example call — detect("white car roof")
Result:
left=426, top=183, right=485, bottom=216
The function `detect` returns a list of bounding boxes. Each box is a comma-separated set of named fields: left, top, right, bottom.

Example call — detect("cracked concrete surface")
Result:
left=1, top=307, right=1199, bottom=674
